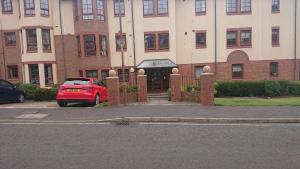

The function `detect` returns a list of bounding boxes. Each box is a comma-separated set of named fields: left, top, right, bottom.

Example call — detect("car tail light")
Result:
left=82, top=86, right=93, bottom=92
left=59, top=86, right=66, bottom=91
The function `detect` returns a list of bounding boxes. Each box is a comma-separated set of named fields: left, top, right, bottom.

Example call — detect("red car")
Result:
left=56, top=78, right=107, bottom=107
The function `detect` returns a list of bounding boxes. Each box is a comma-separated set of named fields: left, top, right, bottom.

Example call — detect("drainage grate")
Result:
left=16, top=114, right=48, bottom=119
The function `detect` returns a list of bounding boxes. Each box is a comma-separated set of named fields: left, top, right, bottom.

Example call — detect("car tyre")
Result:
left=93, top=94, right=100, bottom=106
left=58, top=102, right=67, bottom=107
left=17, top=94, right=25, bottom=103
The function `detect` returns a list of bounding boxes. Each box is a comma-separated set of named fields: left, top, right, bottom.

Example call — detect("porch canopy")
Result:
left=136, top=59, right=176, bottom=69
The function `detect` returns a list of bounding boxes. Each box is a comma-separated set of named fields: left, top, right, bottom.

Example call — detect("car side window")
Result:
left=93, top=80, right=99, bottom=85
left=0, top=80, right=13, bottom=88
left=99, top=81, right=106, bottom=87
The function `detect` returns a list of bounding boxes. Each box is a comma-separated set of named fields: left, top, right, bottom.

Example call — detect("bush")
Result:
left=289, top=81, right=300, bottom=96
left=34, top=88, right=57, bottom=101
left=18, top=84, right=37, bottom=99
left=278, top=80, right=290, bottom=96
left=120, top=86, right=137, bottom=93
left=181, top=84, right=200, bottom=92
left=264, top=81, right=281, bottom=97
left=216, top=81, right=265, bottom=97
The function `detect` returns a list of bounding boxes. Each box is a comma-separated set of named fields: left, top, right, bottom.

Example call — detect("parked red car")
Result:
left=56, top=78, right=107, bottom=107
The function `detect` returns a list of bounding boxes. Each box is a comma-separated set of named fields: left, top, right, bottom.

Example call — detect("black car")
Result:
left=0, top=79, right=25, bottom=103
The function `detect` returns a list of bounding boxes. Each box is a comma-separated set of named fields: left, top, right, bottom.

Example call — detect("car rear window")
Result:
left=64, top=79, right=90, bottom=85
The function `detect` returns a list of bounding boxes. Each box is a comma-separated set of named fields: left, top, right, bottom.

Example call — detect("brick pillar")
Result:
left=170, top=68, right=181, bottom=102
left=107, top=70, right=120, bottom=106
left=200, top=66, right=214, bottom=106
left=137, top=71, right=147, bottom=102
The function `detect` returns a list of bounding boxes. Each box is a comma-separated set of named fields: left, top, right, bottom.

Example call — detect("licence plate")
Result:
left=67, top=89, right=80, bottom=92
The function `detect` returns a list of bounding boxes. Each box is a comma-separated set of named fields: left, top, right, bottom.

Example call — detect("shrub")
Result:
left=216, top=81, right=265, bottom=97
left=278, top=80, right=290, bottom=96
left=181, top=84, right=200, bottom=92
left=18, top=84, right=37, bottom=99
left=34, top=88, right=57, bottom=101
left=214, top=82, right=219, bottom=96
left=167, top=88, right=172, bottom=101
left=120, top=86, right=137, bottom=93
left=264, top=81, right=281, bottom=97
left=289, top=81, right=300, bottom=96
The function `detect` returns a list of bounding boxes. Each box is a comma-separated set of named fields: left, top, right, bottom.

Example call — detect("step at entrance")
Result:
left=148, top=92, right=168, bottom=101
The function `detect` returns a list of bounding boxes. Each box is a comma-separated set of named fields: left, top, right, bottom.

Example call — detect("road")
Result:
left=1, top=122, right=300, bottom=169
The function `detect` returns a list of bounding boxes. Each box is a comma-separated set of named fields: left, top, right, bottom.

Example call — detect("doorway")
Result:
left=145, top=68, right=172, bottom=93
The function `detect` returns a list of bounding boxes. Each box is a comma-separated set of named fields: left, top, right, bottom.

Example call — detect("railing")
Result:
left=181, top=76, right=201, bottom=92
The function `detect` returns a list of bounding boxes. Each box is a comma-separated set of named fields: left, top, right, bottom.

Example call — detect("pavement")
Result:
left=1, top=100, right=300, bottom=123
left=1, top=123, right=300, bottom=169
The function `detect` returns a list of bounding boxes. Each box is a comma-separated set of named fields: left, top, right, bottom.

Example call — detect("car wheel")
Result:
left=58, top=102, right=67, bottom=107
left=94, top=94, right=100, bottom=106
left=17, top=94, right=25, bottom=103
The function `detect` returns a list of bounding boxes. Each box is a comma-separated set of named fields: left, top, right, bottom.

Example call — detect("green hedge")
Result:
left=215, top=80, right=300, bottom=97
left=289, top=81, right=300, bottom=96
left=18, top=84, right=38, bottom=99
left=17, top=83, right=58, bottom=101
left=216, top=81, right=265, bottom=97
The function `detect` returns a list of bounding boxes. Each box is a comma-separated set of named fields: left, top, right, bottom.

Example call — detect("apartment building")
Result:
left=0, top=0, right=299, bottom=92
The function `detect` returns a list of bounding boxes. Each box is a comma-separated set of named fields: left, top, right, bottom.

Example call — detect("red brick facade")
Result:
left=0, top=30, right=23, bottom=83
left=178, top=59, right=300, bottom=81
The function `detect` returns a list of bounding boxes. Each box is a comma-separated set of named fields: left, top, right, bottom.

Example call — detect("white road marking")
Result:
left=0, top=122, right=110, bottom=125
left=16, top=114, right=49, bottom=119
left=140, top=122, right=300, bottom=126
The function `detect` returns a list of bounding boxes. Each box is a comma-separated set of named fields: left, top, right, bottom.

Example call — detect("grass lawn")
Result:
left=215, top=97, right=300, bottom=106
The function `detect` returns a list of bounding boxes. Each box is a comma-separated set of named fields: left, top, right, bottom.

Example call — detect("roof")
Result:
left=136, top=59, right=176, bottom=69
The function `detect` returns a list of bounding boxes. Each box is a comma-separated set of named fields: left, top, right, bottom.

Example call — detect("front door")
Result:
left=145, top=68, right=172, bottom=93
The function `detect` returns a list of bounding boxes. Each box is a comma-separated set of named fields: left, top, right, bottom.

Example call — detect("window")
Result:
left=84, top=35, right=96, bottom=55
left=77, top=36, right=81, bottom=57
left=240, top=30, right=251, bottom=46
left=158, top=32, right=169, bottom=50
left=196, top=31, right=206, bottom=48
left=272, top=28, right=280, bottom=46
left=115, top=34, right=127, bottom=51
left=26, top=29, right=37, bottom=51
left=144, top=32, right=169, bottom=51
left=227, top=0, right=237, bottom=13
left=42, top=29, right=51, bottom=51
left=101, top=70, right=109, bottom=81
left=97, top=0, right=105, bottom=21
left=143, top=0, right=154, bottom=15
left=86, top=70, right=98, bottom=78
left=227, top=28, right=252, bottom=48
left=4, top=32, right=16, bottom=46
left=240, top=0, right=251, bottom=12
left=144, top=34, right=156, bottom=50
left=44, top=64, right=53, bottom=85
left=40, top=0, right=49, bottom=16
left=227, top=31, right=237, bottom=47
left=1, top=0, right=13, bottom=12
left=227, top=0, right=251, bottom=14
left=272, top=0, right=280, bottom=12
left=99, top=35, right=107, bottom=56
left=29, top=64, right=39, bottom=84
left=82, top=0, right=93, bottom=20
left=157, top=0, right=168, bottom=15
left=270, top=62, right=279, bottom=77
left=7, top=65, right=18, bottom=79
left=195, top=0, right=206, bottom=14
left=143, top=0, right=168, bottom=16
left=118, top=69, right=129, bottom=82
left=24, top=0, right=35, bottom=15
left=232, top=64, right=243, bottom=79
left=114, top=0, right=125, bottom=16
left=195, top=66, right=204, bottom=79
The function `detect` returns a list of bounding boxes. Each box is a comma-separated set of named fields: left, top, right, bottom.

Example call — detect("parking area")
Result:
left=0, top=101, right=96, bottom=109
